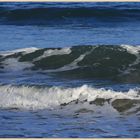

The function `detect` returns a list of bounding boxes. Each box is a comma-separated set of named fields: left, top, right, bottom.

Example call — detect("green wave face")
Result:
left=0, top=45, right=140, bottom=83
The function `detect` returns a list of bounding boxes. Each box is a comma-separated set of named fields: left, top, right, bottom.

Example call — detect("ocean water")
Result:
left=0, top=2, right=140, bottom=138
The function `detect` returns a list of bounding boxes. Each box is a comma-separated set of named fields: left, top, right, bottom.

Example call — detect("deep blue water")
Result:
left=0, top=2, right=140, bottom=50
left=0, top=2, right=140, bottom=138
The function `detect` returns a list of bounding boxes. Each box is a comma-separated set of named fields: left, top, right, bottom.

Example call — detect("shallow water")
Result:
left=0, top=105, right=140, bottom=138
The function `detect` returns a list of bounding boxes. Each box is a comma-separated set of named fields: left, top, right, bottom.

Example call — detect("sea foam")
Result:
left=0, top=84, right=139, bottom=110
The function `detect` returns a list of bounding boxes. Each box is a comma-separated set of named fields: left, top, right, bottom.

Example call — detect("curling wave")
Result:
left=0, top=45, right=140, bottom=83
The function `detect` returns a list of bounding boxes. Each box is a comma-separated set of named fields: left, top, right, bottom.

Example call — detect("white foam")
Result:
left=34, top=48, right=71, bottom=61
left=121, top=45, right=140, bottom=74
left=53, top=48, right=94, bottom=72
left=44, top=47, right=95, bottom=72
left=3, top=58, right=33, bottom=71
left=45, top=53, right=86, bottom=72
left=121, top=45, right=140, bottom=55
left=0, top=84, right=139, bottom=110
left=0, top=47, right=39, bottom=56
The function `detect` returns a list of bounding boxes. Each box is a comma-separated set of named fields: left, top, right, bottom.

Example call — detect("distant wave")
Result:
left=0, top=84, right=139, bottom=111
left=0, top=6, right=140, bottom=25
left=0, top=45, right=140, bottom=83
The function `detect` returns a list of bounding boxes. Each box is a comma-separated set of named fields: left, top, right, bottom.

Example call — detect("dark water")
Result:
left=0, top=2, right=140, bottom=138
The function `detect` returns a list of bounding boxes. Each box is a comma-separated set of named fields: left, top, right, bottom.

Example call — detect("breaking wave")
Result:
left=0, top=84, right=140, bottom=111
left=0, top=45, right=140, bottom=83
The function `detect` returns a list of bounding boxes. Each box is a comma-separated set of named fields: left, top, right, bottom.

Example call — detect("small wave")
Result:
left=0, top=84, right=139, bottom=111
